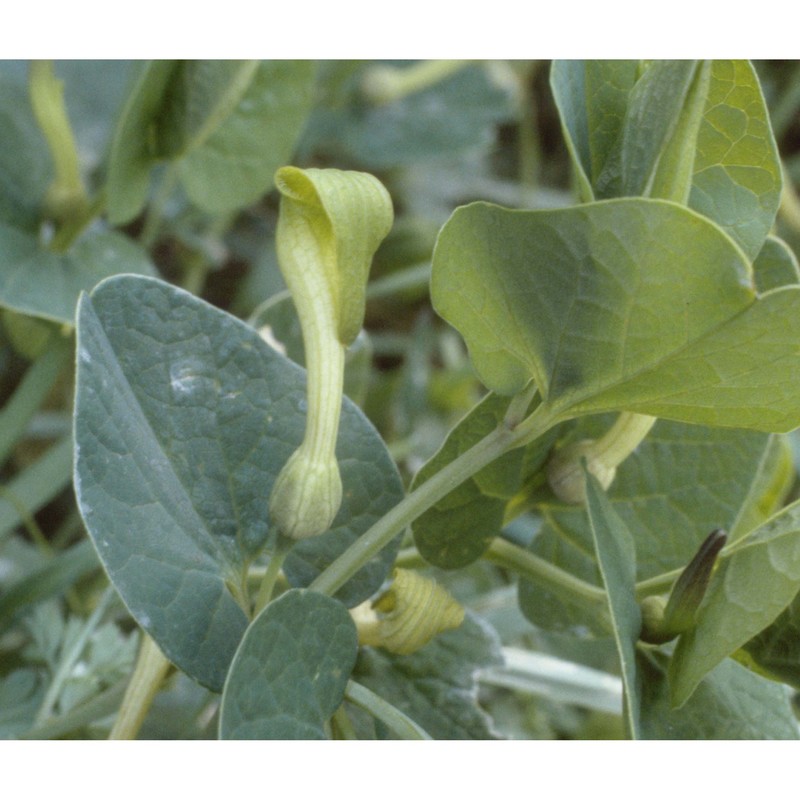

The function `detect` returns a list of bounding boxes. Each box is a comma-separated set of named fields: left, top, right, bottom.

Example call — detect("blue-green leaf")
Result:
left=219, top=589, right=357, bottom=739
left=74, top=275, right=403, bottom=689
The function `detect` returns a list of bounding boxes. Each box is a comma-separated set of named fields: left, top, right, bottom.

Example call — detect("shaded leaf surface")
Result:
left=219, top=589, right=357, bottom=739
left=639, top=652, right=798, bottom=739
left=74, top=275, right=403, bottom=689
left=0, top=226, right=155, bottom=324
left=352, top=613, right=502, bottom=739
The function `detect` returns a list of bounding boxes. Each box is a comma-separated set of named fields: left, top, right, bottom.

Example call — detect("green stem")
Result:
left=140, top=162, right=181, bottom=248
left=48, top=191, right=106, bottom=253
left=310, top=404, right=557, bottom=597
left=345, top=680, right=432, bottom=740
left=365, top=262, right=431, bottom=300
left=362, top=60, right=471, bottom=105
left=0, top=332, right=72, bottom=465
left=35, top=585, right=116, bottom=725
left=331, top=704, right=358, bottom=740
left=485, top=537, right=608, bottom=613
left=109, top=633, right=172, bottom=740
left=253, top=533, right=294, bottom=615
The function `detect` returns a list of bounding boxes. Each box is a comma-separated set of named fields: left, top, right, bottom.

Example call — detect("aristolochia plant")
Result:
left=5, top=58, right=800, bottom=743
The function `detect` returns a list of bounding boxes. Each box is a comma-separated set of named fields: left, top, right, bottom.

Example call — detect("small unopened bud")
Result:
left=639, top=529, right=728, bottom=644
left=269, top=449, right=342, bottom=540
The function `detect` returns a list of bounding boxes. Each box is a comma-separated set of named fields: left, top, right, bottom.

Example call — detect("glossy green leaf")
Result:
left=411, top=392, right=558, bottom=569
left=519, top=419, right=775, bottom=633
left=669, top=498, right=800, bottom=706
left=583, top=470, right=641, bottom=738
left=352, top=613, right=502, bottom=739
left=0, top=225, right=155, bottom=324
left=106, top=60, right=177, bottom=225
left=689, top=60, right=783, bottom=260
left=753, top=235, right=800, bottom=293
left=219, top=589, right=357, bottom=739
left=432, top=198, right=800, bottom=432
left=74, top=275, right=403, bottom=689
left=737, top=589, right=800, bottom=689
left=639, top=651, right=798, bottom=739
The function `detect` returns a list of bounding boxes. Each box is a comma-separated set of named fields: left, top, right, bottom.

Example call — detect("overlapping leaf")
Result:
left=219, top=590, right=357, bottom=739
left=669, top=498, right=800, bottom=706
left=584, top=471, right=642, bottom=738
left=551, top=60, right=782, bottom=259
left=352, top=613, right=502, bottom=739
left=107, top=60, right=315, bottom=223
left=639, top=651, right=799, bottom=739
left=432, top=198, right=800, bottom=432
left=0, top=226, right=155, bottom=324
left=519, top=419, right=779, bottom=633
left=74, top=275, right=403, bottom=690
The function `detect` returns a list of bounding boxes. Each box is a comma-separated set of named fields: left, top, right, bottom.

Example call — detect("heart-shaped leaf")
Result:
left=432, top=198, right=800, bottom=432
left=219, top=589, right=357, bottom=739
left=74, top=274, right=403, bottom=690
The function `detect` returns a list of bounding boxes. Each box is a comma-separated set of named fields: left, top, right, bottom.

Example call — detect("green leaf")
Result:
left=602, top=61, right=699, bottom=199
left=689, top=60, right=783, bottom=260
left=219, top=589, right=357, bottom=739
left=178, top=61, right=316, bottom=215
left=0, top=670, right=44, bottom=739
left=352, top=613, right=503, bottom=739
left=107, top=60, right=316, bottom=224
left=551, top=61, right=782, bottom=259
left=411, top=392, right=558, bottom=569
left=639, top=652, right=798, bottom=739
left=432, top=198, right=800, bottom=433
left=669, top=498, right=800, bottom=706
left=583, top=470, right=641, bottom=738
left=74, top=274, right=403, bottom=689
left=550, top=60, right=639, bottom=202
left=737, top=589, right=800, bottom=689
left=519, top=419, right=776, bottom=633
left=106, top=60, right=178, bottom=225
left=0, top=73, right=51, bottom=231
left=753, top=235, right=800, bottom=293
left=0, top=225, right=155, bottom=324
left=301, top=61, right=514, bottom=170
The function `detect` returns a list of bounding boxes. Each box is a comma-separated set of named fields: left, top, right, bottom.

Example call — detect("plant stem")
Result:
left=140, top=163, right=181, bottom=248
left=109, top=633, right=172, bottom=740
left=345, top=680, right=432, bottom=740
left=485, top=537, right=607, bottom=612
left=253, top=533, right=294, bottom=615
left=331, top=704, right=358, bottom=740
left=35, top=585, right=116, bottom=724
left=310, top=404, right=557, bottom=597
left=0, top=331, right=72, bottom=465
left=361, top=60, right=471, bottom=105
